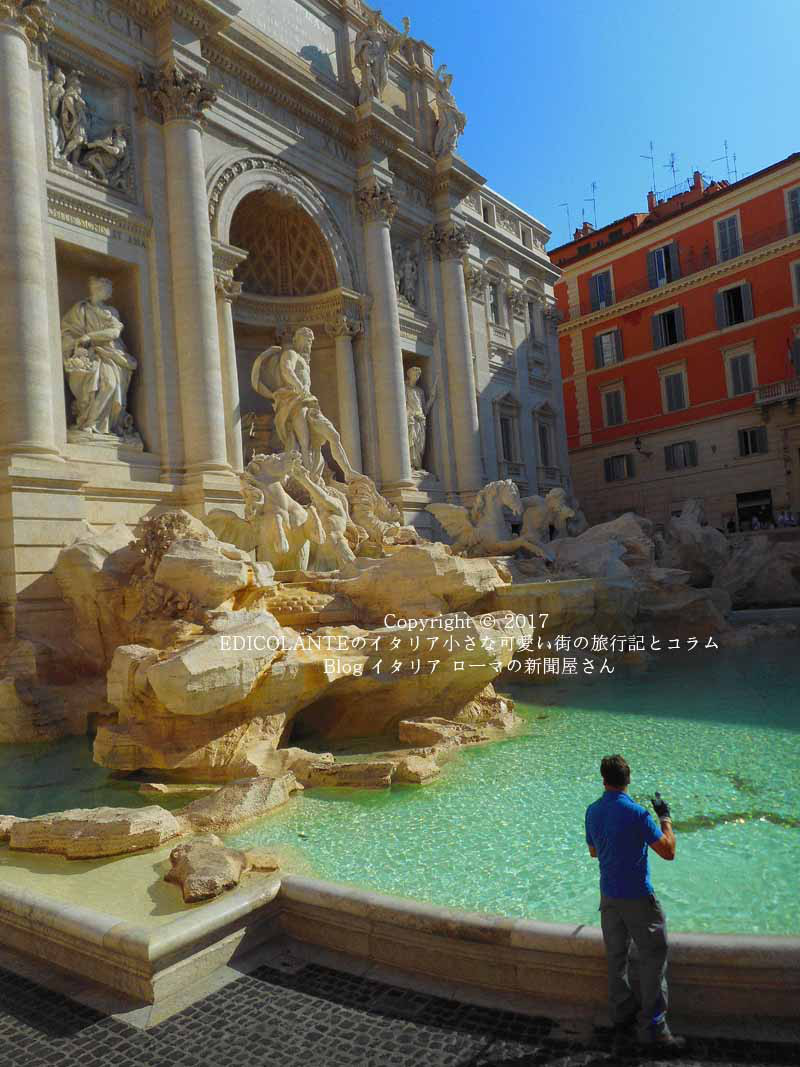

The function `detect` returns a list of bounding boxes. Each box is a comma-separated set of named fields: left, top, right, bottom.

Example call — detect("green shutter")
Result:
left=652, top=314, right=664, bottom=350
left=715, top=292, right=727, bottom=329
left=668, top=241, right=681, bottom=280
left=626, top=454, right=635, bottom=478
left=594, top=334, right=603, bottom=368
left=604, top=457, right=613, bottom=482
left=647, top=250, right=658, bottom=289
left=675, top=306, right=685, bottom=342
left=741, top=283, right=754, bottom=321
left=688, top=441, right=698, bottom=466
left=664, top=444, right=674, bottom=470
left=590, top=275, right=600, bottom=311
left=614, top=329, right=623, bottom=361
left=789, top=189, right=800, bottom=234
left=756, top=426, right=768, bottom=453
left=791, top=338, right=800, bottom=376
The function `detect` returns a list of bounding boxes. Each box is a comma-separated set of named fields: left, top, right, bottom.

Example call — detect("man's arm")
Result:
left=648, top=793, right=676, bottom=861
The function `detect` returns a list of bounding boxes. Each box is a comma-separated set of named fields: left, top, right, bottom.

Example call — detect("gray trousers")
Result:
left=599, top=893, right=669, bottom=1038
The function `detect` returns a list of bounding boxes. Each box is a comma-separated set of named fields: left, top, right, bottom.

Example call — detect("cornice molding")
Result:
left=558, top=231, right=800, bottom=335
left=46, top=187, right=151, bottom=244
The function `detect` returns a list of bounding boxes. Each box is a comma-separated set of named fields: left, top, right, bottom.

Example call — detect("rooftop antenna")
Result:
left=585, top=180, right=598, bottom=228
left=641, top=140, right=657, bottom=192
left=713, top=140, right=736, bottom=182
left=663, top=152, right=678, bottom=187
left=732, top=151, right=738, bottom=182
left=558, top=201, right=571, bottom=240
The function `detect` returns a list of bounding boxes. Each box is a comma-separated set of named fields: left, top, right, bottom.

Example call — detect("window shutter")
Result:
left=740, top=355, right=753, bottom=393
left=647, top=250, right=658, bottom=289
left=594, top=334, right=603, bottom=369
left=718, top=219, right=730, bottom=260
left=668, top=241, right=681, bottom=280
left=590, top=275, right=599, bottom=311
left=795, top=263, right=800, bottom=305
left=604, top=457, right=613, bottom=482
left=651, top=314, right=664, bottom=350
left=626, top=454, right=635, bottom=478
left=674, top=306, right=685, bottom=342
left=737, top=429, right=746, bottom=456
left=756, top=426, right=768, bottom=453
left=613, top=329, right=623, bottom=361
left=791, top=338, right=800, bottom=375
left=789, top=189, right=800, bottom=234
left=664, top=445, right=673, bottom=470
left=688, top=441, right=698, bottom=466
left=741, top=282, right=754, bottom=321
left=715, top=292, right=727, bottom=329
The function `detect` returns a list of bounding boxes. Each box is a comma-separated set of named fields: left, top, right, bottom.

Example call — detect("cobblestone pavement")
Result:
left=1, top=960, right=798, bottom=1067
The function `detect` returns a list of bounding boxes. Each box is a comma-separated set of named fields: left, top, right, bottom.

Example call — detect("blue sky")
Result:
left=379, top=0, right=797, bottom=247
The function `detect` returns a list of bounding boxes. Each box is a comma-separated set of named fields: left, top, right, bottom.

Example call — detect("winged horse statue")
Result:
left=427, top=479, right=554, bottom=560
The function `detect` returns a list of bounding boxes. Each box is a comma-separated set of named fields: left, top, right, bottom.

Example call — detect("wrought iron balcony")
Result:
left=537, top=465, right=563, bottom=487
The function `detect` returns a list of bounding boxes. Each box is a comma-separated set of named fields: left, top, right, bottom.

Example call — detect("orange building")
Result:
left=551, top=155, right=800, bottom=530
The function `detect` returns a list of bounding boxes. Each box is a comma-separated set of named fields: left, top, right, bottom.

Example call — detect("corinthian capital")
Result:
left=325, top=315, right=362, bottom=340
left=214, top=273, right=242, bottom=301
left=0, top=0, right=52, bottom=46
left=426, top=222, right=469, bottom=261
left=138, top=60, right=217, bottom=123
left=357, top=181, right=398, bottom=224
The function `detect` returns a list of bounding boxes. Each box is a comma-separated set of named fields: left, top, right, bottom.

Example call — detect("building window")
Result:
left=589, top=270, right=613, bottom=311
left=738, top=426, right=768, bottom=456
left=659, top=365, right=688, bottom=412
left=500, top=415, right=514, bottom=461
left=664, top=440, right=698, bottom=470
left=717, top=215, right=741, bottom=261
left=787, top=187, right=800, bottom=235
left=647, top=242, right=681, bottom=288
left=726, top=349, right=755, bottom=396
left=609, top=228, right=624, bottom=243
left=593, top=328, right=623, bottom=367
left=792, top=262, right=800, bottom=306
left=521, top=226, right=533, bottom=250
left=715, top=283, right=754, bottom=328
left=651, top=306, right=685, bottom=349
left=604, top=454, right=634, bottom=481
left=489, top=282, right=502, bottom=323
left=603, top=387, right=625, bottom=427
left=528, top=301, right=538, bottom=338
left=578, top=243, right=592, bottom=257
left=482, top=202, right=495, bottom=226
left=538, top=422, right=552, bottom=467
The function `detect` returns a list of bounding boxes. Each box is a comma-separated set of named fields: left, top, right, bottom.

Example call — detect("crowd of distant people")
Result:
left=724, top=509, right=799, bottom=533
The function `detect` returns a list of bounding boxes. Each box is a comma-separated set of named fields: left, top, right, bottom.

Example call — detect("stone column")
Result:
left=215, top=274, right=244, bottom=472
left=357, top=182, right=412, bottom=486
left=326, top=315, right=363, bottom=474
left=0, top=2, right=60, bottom=459
left=430, top=222, right=483, bottom=495
left=139, top=62, right=229, bottom=476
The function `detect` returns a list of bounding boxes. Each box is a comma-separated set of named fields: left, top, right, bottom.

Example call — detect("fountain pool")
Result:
left=1, top=639, right=797, bottom=935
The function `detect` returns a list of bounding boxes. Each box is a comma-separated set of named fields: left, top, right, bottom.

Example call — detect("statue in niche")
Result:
left=61, top=276, right=141, bottom=446
left=354, top=10, right=410, bottom=105
left=250, top=327, right=358, bottom=484
left=394, top=245, right=418, bottom=305
left=433, top=64, right=466, bottom=158
left=404, top=366, right=439, bottom=471
left=48, top=66, right=131, bottom=192
left=61, top=70, right=89, bottom=164
left=48, top=67, right=67, bottom=154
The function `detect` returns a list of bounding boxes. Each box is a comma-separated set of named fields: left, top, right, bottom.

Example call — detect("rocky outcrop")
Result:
left=713, top=535, right=800, bottom=607
left=335, top=542, right=507, bottom=624
left=155, top=538, right=270, bottom=609
left=304, top=760, right=396, bottom=788
left=180, top=774, right=301, bottom=832
left=7, top=805, right=182, bottom=859
left=661, top=500, right=731, bottom=587
left=0, top=815, right=22, bottom=841
left=550, top=512, right=655, bottom=581
left=165, top=835, right=281, bottom=903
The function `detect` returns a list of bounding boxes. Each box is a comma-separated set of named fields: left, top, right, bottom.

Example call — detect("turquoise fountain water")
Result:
left=1, top=638, right=797, bottom=934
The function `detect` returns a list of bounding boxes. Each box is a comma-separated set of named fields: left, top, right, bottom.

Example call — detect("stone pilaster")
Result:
left=357, top=180, right=412, bottom=486
left=139, top=62, right=230, bottom=477
left=325, top=315, right=363, bottom=474
left=428, top=221, right=483, bottom=496
left=214, top=273, right=244, bottom=472
left=0, top=0, right=60, bottom=459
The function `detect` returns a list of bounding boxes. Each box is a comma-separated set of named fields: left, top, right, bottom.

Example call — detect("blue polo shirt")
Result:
left=585, top=790, right=664, bottom=899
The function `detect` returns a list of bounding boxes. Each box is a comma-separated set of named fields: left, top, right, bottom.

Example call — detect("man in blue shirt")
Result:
left=585, top=754, right=684, bottom=1052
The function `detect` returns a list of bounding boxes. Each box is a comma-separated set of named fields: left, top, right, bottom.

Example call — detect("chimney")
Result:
left=692, top=170, right=704, bottom=192
left=647, top=190, right=657, bottom=212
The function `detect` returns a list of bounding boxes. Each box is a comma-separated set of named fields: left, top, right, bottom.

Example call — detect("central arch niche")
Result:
left=229, top=189, right=338, bottom=297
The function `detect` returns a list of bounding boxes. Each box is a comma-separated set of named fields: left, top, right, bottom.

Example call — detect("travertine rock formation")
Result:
left=713, top=535, right=800, bottom=608
left=7, top=805, right=182, bottom=859
left=661, top=500, right=731, bottom=587
left=181, top=774, right=300, bottom=832
left=165, top=835, right=251, bottom=902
